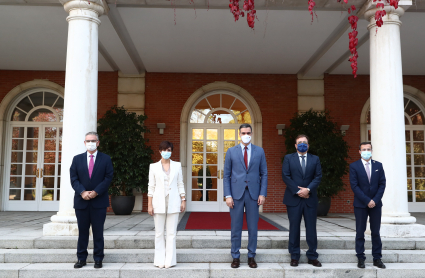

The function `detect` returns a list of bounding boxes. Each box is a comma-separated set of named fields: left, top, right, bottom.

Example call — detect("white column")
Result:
left=43, top=0, right=106, bottom=235
left=365, top=1, right=425, bottom=237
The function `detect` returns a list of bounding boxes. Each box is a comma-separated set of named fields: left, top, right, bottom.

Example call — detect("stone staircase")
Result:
left=1, top=236, right=425, bottom=277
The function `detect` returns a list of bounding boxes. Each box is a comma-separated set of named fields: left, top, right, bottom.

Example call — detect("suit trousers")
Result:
left=354, top=205, right=382, bottom=260
left=229, top=187, right=259, bottom=259
left=153, top=195, right=180, bottom=267
left=75, top=205, right=107, bottom=261
left=286, top=199, right=318, bottom=261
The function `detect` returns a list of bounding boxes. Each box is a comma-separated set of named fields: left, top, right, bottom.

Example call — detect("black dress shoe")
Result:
left=248, top=257, right=257, bottom=268
left=357, top=258, right=365, bottom=269
left=373, top=259, right=386, bottom=269
left=290, top=259, right=299, bottom=267
left=231, top=258, right=240, bottom=268
left=308, top=259, right=322, bottom=267
left=94, top=261, right=103, bottom=269
left=74, top=260, right=86, bottom=268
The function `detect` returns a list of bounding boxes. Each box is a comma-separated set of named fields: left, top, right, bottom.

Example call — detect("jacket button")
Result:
left=246, top=172, right=248, bottom=174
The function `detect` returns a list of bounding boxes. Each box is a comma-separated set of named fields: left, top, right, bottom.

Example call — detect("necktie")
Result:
left=244, top=147, right=248, bottom=169
left=301, top=156, right=306, bottom=176
left=89, top=155, right=94, bottom=178
left=365, top=162, right=371, bottom=183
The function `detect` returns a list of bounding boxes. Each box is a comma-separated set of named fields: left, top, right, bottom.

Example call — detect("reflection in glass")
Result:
left=412, top=113, right=425, bottom=125
left=44, top=92, right=58, bottom=107
left=414, top=155, right=425, bottom=165
left=26, top=152, right=38, bottom=163
left=236, top=110, right=252, bottom=124
left=408, top=191, right=412, bottom=202
left=45, top=127, right=57, bottom=138
left=195, top=98, right=210, bottom=110
left=416, top=179, right=425, bottom=190
left=405, top=100, right=420, bottom=116
left=9, top=189, right=21, bottom=200
left=24, top=190, right=36, bottom=200
left=10, top=164, right=22, bottom=175
left=406, top=143, right=411, bottom=153
left=59, top=141, right=62, bottom=151
left=414, top=143, right=424, bottom=153
left=29, top=92, right=43, bottom=107
left=416, top=191, right=425, bottom=202
left=24, top=177, right=36, bottom=188
left=191, top=190, right=203, bottom=201
left=42, top=190, right=54, bottom=201
left=192, top=129, right=204, bottom=140
left=44, top=140, right=56, bottom=151
left=222, top=94, right=235, bottom=109
left=224, top=129, right=236, bottom=140
left=26, top=139, right=38, bottom=151
left=207, top=129, right=218, bottom=140
left=207, top=166, right=218, bottom=176
left=12, top=139, right=24, bottom=150
left=43, top=177, right=55, bottom=188
left=11, top=109, right=26, bottom=121
left=57, top=177, right=61, bottom=188
left=11, top=152, right=23, bottom=163
left=12, top=127, right=25, bottom=138
left=29, top=109, right=57, bottom=122
left=16, top=96, right=33, bottom=112
left=58, top=165, right=61, bottom=176
left=27, top=127, right=39, bottom=138
left=206, top=153, right=217, bottom=164
left=224, top=141, right=235, bottom=152
left=44, top=152, right=56, bottom=163
left=192, top=141, right=203, bottom=152
left=25, top=164, right=37, bottom=175
left=406, top=130, right=411, bottom=141
left=208, top=110, right=234, bottom=124
left=413, top=131, right=424, bottom=141
left=10, top=177, right=21, bottom=188
left=190, top=110, right=206, bottom=123
left=192, top=153, right=203, bottom=165
left=57, top=190, right=60, bottom=201
left=206, top=141, right=218, bottom=152
left=207, top=94, right=220, bottom=108
left=206, top=178, right=218, bottom=189
left=192, top=165, right=203, bottom=177
left=232, top=99, right=246, bottom=112
left=415, top=167, right=425, bottom=177
left=206, top=190, right=218, bottom=201
left=44, top=165, right=55, bottom=176
left=407, top=167, right=412, bottom=177
left=407, top=179, right=412, bottom=190
left=192, top=177, right=202, bottom=189
left=59, top=152, right=62, bottom=163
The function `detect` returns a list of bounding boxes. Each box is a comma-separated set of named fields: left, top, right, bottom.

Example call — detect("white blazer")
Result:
left=148, top=160, right=185, bottom=214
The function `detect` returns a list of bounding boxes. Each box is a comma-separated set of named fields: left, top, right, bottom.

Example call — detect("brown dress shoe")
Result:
left=231, top=258, right=240, bottom=268
left=248, top=257, right=257, bottom=268
left=308, top=259, right=322, bottom=267
left=290, top=259, right=299, bottom=267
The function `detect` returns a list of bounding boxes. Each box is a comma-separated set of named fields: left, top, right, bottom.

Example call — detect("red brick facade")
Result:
left=1, top=70, right=424, bottom=213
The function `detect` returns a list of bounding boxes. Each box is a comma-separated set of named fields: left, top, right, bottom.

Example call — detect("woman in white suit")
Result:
left=148, top=141, right=186, bottom=268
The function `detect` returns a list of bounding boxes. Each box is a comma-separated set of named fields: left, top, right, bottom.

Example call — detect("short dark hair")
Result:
left=239, top=123, right=252, bottom=132
left=295, top=134, right=309, bottom=143
left=359, top=142, right=372, bottom=150
left=159, top=141, right=174, bottom=151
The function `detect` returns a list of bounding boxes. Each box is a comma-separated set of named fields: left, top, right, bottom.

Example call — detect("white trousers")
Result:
left=153, top=195, right=179, bottom=267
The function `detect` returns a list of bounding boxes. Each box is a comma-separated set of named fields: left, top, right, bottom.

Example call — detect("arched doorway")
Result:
left=3, top=89, right=64, bottom=211
left=362, top=92, right=425, bottom=212
left=187, top=91, right=254, bottom=212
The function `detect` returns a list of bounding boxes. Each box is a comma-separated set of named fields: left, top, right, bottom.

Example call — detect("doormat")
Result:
left=177, top=212, right=288, bottom=231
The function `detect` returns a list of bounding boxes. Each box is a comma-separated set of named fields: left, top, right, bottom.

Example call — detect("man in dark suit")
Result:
left=350, top=142, right=386, bottom=269
left=282, top=134, right=322, bottom=267
left=70, top=131, right=113, bottom=269
left=223, top=123, right=268, bottom=269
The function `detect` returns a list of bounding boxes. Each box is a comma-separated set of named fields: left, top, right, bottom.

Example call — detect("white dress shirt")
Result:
left=361, top=158, right=372, bottom=179
left=297, top=152, right=310, bottom=193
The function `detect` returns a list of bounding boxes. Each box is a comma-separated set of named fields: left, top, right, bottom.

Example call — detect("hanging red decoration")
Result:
left=308, top=0, right=316, bottom=23
left=228, top=0, right=257, bottom=29
left=348, top=15, right=359, bottom=78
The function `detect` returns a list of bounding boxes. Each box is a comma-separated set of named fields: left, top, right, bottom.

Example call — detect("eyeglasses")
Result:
left=240, top=132, right=252, bottom=135
left=85, top=140, right=98, bottom=143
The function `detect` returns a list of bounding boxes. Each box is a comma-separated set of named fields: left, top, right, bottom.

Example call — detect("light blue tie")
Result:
left=301, top=156, right=306, bottom=176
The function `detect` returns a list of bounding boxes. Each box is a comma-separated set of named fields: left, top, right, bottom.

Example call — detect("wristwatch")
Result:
left=181, top=198, right=186, bottom=201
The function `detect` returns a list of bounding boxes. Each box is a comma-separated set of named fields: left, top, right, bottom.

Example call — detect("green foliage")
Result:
left=97, top=106, right=153, bottom=196
left=284, top=110, right=350, bottom=198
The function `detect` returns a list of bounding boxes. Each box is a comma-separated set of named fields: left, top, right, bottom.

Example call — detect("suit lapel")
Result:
left=370, top=160, right=376, bottom=184
left=305, top=153, right=314, bottom=176
left=168, top=160, right=176, bottom=185
left=90, top=152, right=102, bottom=179
left=293, top=153, right=303, bottom=176
left=248, top=144, right=256, bottom=170
left=236, top=144, right=247, bottom=170
left=358, top=159, right=370, bottom=184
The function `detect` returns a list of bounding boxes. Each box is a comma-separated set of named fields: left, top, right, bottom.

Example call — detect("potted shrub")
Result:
left=283, top=110, right=350, bottom=216
left=97, top=106, right=153, bottom=215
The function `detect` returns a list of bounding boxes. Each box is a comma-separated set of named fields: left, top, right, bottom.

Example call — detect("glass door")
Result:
left=188, top=125, right=240, bottom=212
left=6, top=124, right=61, bottom=211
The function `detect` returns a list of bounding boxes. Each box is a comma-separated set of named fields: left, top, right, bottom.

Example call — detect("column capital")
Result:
left=364, top=0, right=411, bottom=29
left=60, top=0, right=108, bottom=17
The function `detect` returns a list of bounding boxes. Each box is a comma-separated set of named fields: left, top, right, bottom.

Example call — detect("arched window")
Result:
left=190, top=92, right=251, bottom=124
left=10, top=91, right=64, bottom=122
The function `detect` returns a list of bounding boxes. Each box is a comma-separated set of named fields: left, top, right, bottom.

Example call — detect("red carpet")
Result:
left=184, top=212, right=279, bottom=230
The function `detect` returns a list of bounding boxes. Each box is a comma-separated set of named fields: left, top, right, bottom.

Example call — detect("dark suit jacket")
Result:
left=70, top=151, right=114, bottom=209
left=349, top=159, right=386, bottom=208
left=282, top=152, right=322, bottom=207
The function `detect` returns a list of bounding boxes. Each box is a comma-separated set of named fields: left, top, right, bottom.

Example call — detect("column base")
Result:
left=43, top=214, right=91, bottom=236
left=366, top=223, right=425, bottom=238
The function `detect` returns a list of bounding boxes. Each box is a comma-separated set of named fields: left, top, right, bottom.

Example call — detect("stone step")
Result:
left=1, top=262, right=425, bottom=278
left=1, top=235, right=423, bottom=250
left=0, top=249, right=424, bottom=264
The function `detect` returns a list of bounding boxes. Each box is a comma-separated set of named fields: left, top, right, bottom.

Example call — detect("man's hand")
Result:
left=368, top=200, right=376, bottom=208
left=88, top=191, right=98, bottom=199
left=297, top=187, right=310, bottom=198
left=81, top=191, right=91, bottom=201
left=258, top=195, right=266, bottom=206
left=148, top=206, right=154, bottom=216
left=226, top=197, right=235, bottom=209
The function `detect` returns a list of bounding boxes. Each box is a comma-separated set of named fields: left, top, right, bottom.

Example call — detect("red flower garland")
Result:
left=308, top=0, right=316, bottom=23
left=229, top=0, right=257, bottom=29
left=348, top=15, right=359, bottom=78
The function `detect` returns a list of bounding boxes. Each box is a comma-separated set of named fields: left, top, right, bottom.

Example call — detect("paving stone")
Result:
left=191, top=236, right=271, bottom=249
left=381, top=238, right=416, bottom=250
left=270, top=237, right=289, bottom=249
left=210, top=263, right=283, bottom=277
left=0, top=237, right=36, bottom=249
left=114, top=236, right=155, bottom=249
left=0, top=263, right=29, bottom=278
left=415, top=238, right=425, bottom=249
left=281, top=263, right=377, bottom=278
left=298, top=249, right=398, bottom=264
left=34, top=236, right=117, bottom=249
left=18, top=263, right=123, bottom=278
left=120, top=263, right=209, bottom=278
left=376, top=263, right=425, bottom=278
left=396, top=250, right=425, bottom=263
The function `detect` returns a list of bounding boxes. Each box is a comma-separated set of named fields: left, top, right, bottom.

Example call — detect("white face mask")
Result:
left=86, top=142, right=97, bottom=152
left=241, top=135, right=251, bottom=144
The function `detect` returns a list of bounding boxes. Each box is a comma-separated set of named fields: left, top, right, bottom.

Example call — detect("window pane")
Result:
left=408, top=191, right=413, bottom=202
left=207, top=94, right=220, bottom=108
left=407, top=167, right=412, bottom=177
left=26, top=152, right=38, bottom=163
left=53, top=97, right=64, bottom=122
left=44, top=93, right=58, bottom=107
left=195, top=98, right=210, bottom=110
left=27, top=127, right=39, bottom=138
left=57, top=177, right=61, bottom=188
left=192, top=165, right=203, bottom=177
left=24, top=189, right=36, bottom=200
left=208, top=110, right=234, bottom=124
left=224, top=141, right=235, bottom=152
left=44, top=139, right=56, bottom=151
left=12, top=127, right=25, bottom=138
left=45, top=127, right=57, bottom=138
left=416, top=191, right=425, bottom=202
left=193, top=177, right=203, bottom=189
left=11, top=152, right=23, bottom=163
left=407, top=179, right=412, bottom=190
left=29, top=92, right=43, bottom=107
left=207, top=129, right=217, bottom=140
left=413, top=131, right=424, bottom=141
left=16, top=96, right=33, bottom=112
left=192, top=153, right=203, bottom=165
left=224, top=129, right=236, bottom=140
left=206, top=178, right=218, bottom=189
left=10, top=109, right=26, bottom=121
left=43, top=177, right=55, bottom=189
left=44, top=164, right=55, bottom=176
left=192, top=141, right=203, bottom=152
left=10, top=164, right=22, bottom=175
left=415, top=167, right=425, bottom=177
left=414, top=143, right=424, bottom=153
left=206, top=190, right=217, bottom=201
left=29, top=109, right=57, bottom=122
left=206, top=165, right=217, bottom=177
left=222, top=94, right=235, bottom=109
left=406, top=143, right=411, bottom=153
left=206, top=153, right=217, bottom=164
left=416, top=179, right=425, bottom=190
left=10, top=177, right=21, bottom=188
left=366, top=111, right=370, bottom=124
left=24, top=177, right=36, bottom=188
left=190, top=110, right=206, bottom=123
left=9, top=189, right=21, bottom=200
left=206, top=141, right=218, bottom=152
left=231, top=99, right=246, bottom=112
left=407, top=155, right=411, bottom=165
left=237, top=110, right=251, bottom=124
left=192, top=129, right=203, bottom=140
left=42, top=190, right=54, bottom=201
left=191, top=190, right=203, bottom=201
left=405, top=100, right=420, bottom=116
left=25, top=164, right=37, bottom=176
left=57, top=190, right=60, bottom=201
left=26, top=139, right=38, bottom=151
left=412, top=113, right=425, bottom=125
left=59, top=152, right=62, bottom=163
left=12, top=139, right=24, bottom=150
left=44, top=152, right=56, bottom=163
left=368, top=130, right=371, bottom=141
left=414, top=155, right=425, bottom=165
left=406, top=130, right=411, bottom=141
